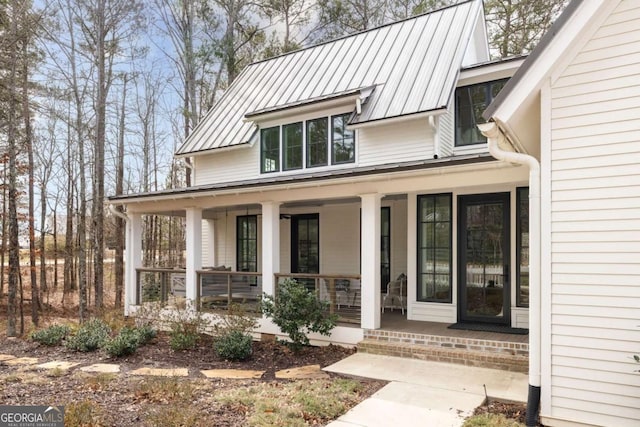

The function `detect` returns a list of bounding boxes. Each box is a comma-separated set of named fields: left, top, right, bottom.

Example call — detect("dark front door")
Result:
left=291, top=214, right=319, bottom=289
left=458, top=193, right=510, bottom=325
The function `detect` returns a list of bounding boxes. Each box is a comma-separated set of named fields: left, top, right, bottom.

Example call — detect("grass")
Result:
left=215, top=378, right=364, bottom=426
left=132, top=377, right=197, bottom=403
left=65, top=400, right=104, bottom=427
left=463, top=413, right=525, bottom=427
left=80, top=372, right=117, bottom=391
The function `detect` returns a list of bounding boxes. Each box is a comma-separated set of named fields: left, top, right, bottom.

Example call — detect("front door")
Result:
left=458, top=193, right=510, bottom=324
left=291, top=214, right=319, bottom=289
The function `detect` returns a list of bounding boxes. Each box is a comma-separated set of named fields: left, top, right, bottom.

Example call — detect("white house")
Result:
left=482, top=0, right=640, bottom=426
left=110, top=0, right=534, bottom=341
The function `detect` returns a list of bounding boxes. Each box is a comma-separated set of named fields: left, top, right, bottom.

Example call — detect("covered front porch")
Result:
left=114, top=157, right=531, bottom=346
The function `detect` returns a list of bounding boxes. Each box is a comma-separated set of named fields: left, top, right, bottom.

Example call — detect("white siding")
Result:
left=194, top=147, right=259, bottom=186
left=549, top=1, right=640, bottom=425
left=193, top=117, right=436, bottom=186
left=438, top=96, right=455, bottom=158
left=358, top=118, right=434, bottom=166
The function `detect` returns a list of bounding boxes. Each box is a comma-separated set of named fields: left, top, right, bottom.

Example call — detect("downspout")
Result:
left=182, top=157, right=194, bottom=185
left=109, top=204, right=129, bottom=223
left=478, top=122, right=541, bottom=427
left=429, top=116, right=440, bottom=159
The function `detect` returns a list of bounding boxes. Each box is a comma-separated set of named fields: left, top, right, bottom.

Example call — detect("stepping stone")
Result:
left=275, top=364, right=329, bottom=379
left=36, top=361, right=79, bottom=371
left=0, top=354, right=16, bottom=362
left=3, top=357, right=38, bottom=366
left=201, top=369, right=264, bottom=379
left=129, top=367, right=188, bottom=377
left=80, top=363, right=121, bottom=374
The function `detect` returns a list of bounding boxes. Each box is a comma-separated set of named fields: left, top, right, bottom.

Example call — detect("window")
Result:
left=307, top=117, right=328, bottom=167
left=455, top=79, right=507, bottom=146
left=236, top=215, right=258, bottom=277
left=332, top=113, right=355, bottom=164
left=261, top=127, right=280, bottom=173
left=417, top=194, right=452, bottom=302
left=260, top=113, right=356, bottom=174
left=517, top=187, right=529, bottom=307
left=283, top=122, right=303, bottom=170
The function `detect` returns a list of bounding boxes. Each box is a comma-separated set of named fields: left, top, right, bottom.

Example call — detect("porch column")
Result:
left=261, top=201, right=280, bottom=296
left=126, top=213, right=142, bottom=315
left=185, top=208, right=203, bottom=307
left=206, top=219, right=216, bottom=267
left=360, top=193, right=382, bottom=329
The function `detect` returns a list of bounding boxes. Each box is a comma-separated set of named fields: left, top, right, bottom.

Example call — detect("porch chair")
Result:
left=382, top=274, right=407, bottom=314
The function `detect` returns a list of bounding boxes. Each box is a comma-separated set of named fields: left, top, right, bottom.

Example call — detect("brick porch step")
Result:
left=358, top=330, right=528, bottom=373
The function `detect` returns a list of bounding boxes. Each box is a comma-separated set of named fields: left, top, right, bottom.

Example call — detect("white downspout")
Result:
left=109, top=204, right=129, bottom=223
left=429, top=115, right=440, bottom=159
left=478, top=122, right=541, bottom=426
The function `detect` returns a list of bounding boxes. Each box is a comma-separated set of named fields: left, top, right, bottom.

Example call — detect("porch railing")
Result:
left=274, top=273, right=362, bottom=325
left=136, top=267, right=186, bottom=305
left=196, top=270, right=263, bottom=314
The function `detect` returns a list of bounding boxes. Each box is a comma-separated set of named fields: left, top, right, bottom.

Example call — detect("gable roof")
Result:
left=176, top=0, right=485, bottom=156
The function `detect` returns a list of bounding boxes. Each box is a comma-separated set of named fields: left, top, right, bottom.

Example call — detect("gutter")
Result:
left=429, top=116, right=440, bottom=159
left=478, top=122, right=541, bottom=427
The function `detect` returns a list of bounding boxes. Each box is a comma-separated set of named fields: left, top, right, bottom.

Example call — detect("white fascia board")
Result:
left=458, top=57, right=526, bottom=87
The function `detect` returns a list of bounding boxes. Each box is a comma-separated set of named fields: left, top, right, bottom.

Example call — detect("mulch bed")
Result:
left=0, top=332, right=385, bottom=426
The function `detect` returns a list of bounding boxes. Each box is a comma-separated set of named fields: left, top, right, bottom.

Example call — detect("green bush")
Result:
left=30, top=325, right=71, bottom=346
left=103, top=327, right=141, bottom=358
left=261, top=279, right=338, bottom=351
left=167, top=309, right=209, bottom=351
left=215, top=330, right=253, bottom=361
left=136, top=324, right=157, bottom=345
left=65, top=319, right=111, bottom=352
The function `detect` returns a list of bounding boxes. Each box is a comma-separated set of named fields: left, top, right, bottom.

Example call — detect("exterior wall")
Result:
left=357, top=118, right=434, bottom=166
left=407, top=183, right=529, bottom=325
left=438, top=94, right=455, bottom=158
left=193, top=114, right=436, bottom=186
left=545, top=1, right=640, bottom=425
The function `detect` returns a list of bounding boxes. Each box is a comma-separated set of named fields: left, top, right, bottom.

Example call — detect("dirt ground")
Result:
left=0, top=332, right=385, bottom=426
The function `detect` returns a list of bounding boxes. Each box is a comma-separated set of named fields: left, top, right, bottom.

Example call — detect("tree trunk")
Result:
left=114, top=74, right=127, bottom=308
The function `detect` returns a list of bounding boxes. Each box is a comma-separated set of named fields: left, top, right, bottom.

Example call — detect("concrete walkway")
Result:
left=323, top=353, right=528, bottom=427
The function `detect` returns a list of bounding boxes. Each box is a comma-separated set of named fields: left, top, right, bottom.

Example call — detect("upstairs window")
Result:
left=332, top=113, right=355, bottom=164
left=283, top=122, right=303, bottom=170
left=261, top=126, right=280, bottom=173
left=455, top=79, right=507, bottom=147
left=307, top=117, right=328, bottom=168
left=259, top=113, right=355, bottom=174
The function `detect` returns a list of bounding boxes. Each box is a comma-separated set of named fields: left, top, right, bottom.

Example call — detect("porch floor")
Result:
left=379, top=311, right=529, bottom=343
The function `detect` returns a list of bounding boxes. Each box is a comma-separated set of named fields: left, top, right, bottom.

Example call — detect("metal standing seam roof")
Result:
left=176, top=0, right=482, bottom=156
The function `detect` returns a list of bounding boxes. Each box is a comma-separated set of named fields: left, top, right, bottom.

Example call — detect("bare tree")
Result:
left=485, top=0, right=568, bottom=58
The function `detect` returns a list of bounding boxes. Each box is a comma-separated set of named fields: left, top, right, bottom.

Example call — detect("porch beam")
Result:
left=126, top=213, right=143, bottom=315
left=360, top=193, right=382, bottom=329
left=185, top=208, right=203, bottom=307
left=261, top=201, right=280, bottom=296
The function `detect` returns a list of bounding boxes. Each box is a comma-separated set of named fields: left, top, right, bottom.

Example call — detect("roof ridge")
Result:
left=248, top=0, right=477, bottom=67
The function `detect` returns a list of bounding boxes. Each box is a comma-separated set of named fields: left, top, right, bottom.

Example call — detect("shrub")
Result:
left=166, top=307, right=209, bottom=351
left=103, top=327, right=141, bottom=358
left=261, top=279, right=338, bottom=351
left=136, top=324, right=157, bottom=345
left=215, top=330, right=253, bottom=361
left=212, top=303, right=258, bottom=337
left=65, top=319, right=111, bottom=352
left=30, top=325, right=71, bottom=346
